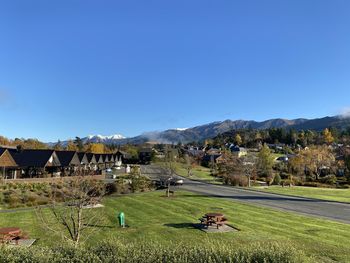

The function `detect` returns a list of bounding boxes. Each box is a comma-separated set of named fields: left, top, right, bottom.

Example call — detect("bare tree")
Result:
left=163, top=145, right=176, bottom=197
left=185, top=154, right=193, bottom=177
left=37, top=177, right=105, bottom=247
left=242, top=155, right=257, bottom=187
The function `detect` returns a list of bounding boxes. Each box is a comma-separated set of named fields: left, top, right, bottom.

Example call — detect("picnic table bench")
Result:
left=0, top=227, right=25, bottom=245
left=200, top=213, right=228, bottom=229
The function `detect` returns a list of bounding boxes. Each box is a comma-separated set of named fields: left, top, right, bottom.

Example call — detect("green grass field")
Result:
left=173, top=162, right=223, bottom=184
left=0, top=191, right=350, bottom=262
left=251, top=185, right=350, bottom=203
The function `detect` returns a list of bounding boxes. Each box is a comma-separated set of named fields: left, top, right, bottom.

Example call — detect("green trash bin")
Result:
left=118, top=212, right=125, bottom=228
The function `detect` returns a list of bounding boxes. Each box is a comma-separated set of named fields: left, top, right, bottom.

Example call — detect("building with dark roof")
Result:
left=0, top=148, right=18, bottom=179
left=56, top=151, right=81, bottom=176
left=77, top=152, right=89, bottom=165
left=86, top=153, right=98, bottom=172
left=9, top=149, right=61, bottom=178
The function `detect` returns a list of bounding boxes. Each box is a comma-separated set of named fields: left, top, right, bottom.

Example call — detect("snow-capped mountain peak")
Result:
left=85, top=134, right=126, bottom=143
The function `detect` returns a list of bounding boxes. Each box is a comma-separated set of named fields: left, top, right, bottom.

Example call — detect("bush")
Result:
left=0, top=240, right=308, bottom=263
left=319, top=175, right=337, bottom=185
left=224, top=175, right=248, bottom=187
left=272, top=174, right=281, bottom=185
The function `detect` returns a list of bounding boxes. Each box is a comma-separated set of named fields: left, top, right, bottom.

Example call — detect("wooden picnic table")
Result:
left=205, top=213, right=224, bottom=220
left=201, top=213, right=228, bottom=229
left=0, top=227, right=22, bottom=244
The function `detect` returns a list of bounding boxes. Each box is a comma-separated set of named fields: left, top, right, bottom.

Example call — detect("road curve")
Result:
left=142, top=165, right=350, bottom=224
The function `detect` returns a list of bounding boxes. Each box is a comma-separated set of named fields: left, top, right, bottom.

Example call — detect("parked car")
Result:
left=170, top=179, right=184, bottom=186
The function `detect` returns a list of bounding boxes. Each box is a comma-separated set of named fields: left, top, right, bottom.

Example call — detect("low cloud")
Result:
left=339, top=107, right=350, bottom=118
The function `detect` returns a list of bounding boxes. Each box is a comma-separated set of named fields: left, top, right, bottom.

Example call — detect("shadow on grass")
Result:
left=177, top=193, right=324, bottom=202
left=84, top=224, right=115, bottom=229
left=164, top=223, right=200, bottom=229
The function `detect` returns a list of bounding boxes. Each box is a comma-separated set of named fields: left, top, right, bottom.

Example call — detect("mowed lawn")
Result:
left=1, top=191, right=350, bottom=262
left=173, top=163, right=222, bottom=184
left=251, top=185, right=350, bottom=203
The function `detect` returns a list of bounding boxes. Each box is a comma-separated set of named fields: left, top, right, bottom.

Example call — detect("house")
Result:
left=0, top=148, right=18, bottom=179
left=56, top=151, right=81, bottom=176
left=108, top=154, right=115, bottom=164
left=77, top=152, right=89, bottom=166
left=107, top=154, right=115, bottom=168
left=9, top=149, right=61, bottom=178
left=114, top=151, right=124, bottom=168
left=187, top=146, right=204, bottom=157
left=94, top=154, right=104, bottom=170
left=139, top=148, right=153, bottom=164
left=206, top=148, right=221, bottom=156
left=230, top=145, right=248, bottom=157
left=86, top=153, right=98, bottom=171
left=201, top=154, right=222, bottom=167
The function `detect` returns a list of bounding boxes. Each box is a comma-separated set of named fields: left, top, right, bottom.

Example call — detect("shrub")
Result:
left=0, top=240, right=307, bottom=263
left=224, top=175, right=248, bottom=187
left=319, top=175, right=337, bottom=185
left=272, top=174, right=281, bottom=185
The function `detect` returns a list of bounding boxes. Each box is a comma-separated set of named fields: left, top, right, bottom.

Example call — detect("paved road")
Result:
left=142, top=165, right=350, bottom=224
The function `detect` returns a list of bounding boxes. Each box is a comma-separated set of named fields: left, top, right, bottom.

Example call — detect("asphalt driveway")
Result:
left=142, top=165, right=350, bottom=224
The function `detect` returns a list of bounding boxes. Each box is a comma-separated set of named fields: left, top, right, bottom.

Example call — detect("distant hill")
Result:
left=52, top=116, right=350, bottom=145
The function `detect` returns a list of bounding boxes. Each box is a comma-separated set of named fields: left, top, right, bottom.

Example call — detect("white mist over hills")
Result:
left=87, top=134, right=126, bottom=140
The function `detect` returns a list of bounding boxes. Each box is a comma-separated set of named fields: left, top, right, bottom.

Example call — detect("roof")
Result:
left=102, top=154, right=109, bottom=162
left=108, top=154, right=114, bottom=162
left=0, top=148, right=18, bottom=167
left=86, top=153, right=97, bottom=164
left=10, top=149, right=61, bottom=168
left=56, top=151, right=80, bottom=167
left=0, top=148, right=6, bottom=156
left=77, top=152, right=89, bottom=164
left=230, top=146, right=247, bottom=152
left=202, top=154, right=222, bottom=162
left=94, top=154, right=103, bottom=163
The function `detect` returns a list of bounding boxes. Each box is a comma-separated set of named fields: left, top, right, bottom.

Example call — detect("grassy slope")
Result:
left=173, top=163, right=222, bottom=184
left=0, top=191, right=350, bottom=262
left=251, top=185, right=350, bottom=203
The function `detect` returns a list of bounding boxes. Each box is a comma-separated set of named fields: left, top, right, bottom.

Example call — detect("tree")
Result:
left=74, top=137, right=84, bottom=152
left=163, top=145, right=177, bottom=197
left=257, top=144, right=274, bottom=184
left=86, top=143, right=105, bottom=154
left=234, top=134, right=242, bottom=146
left=290, top=146, right=335, bottom=181
left=53, top=140, right=63, bottom=151
left=217, top=152, right=244, bottom=185
left=184, top=154, right=193, bottom=177
left=37, top=178, right=105, bottom=247
left=242, top=155, right=257, bottom=187
left=66, top=140, right=78, bottom=151
left=323, top=128, right=334, bottom=145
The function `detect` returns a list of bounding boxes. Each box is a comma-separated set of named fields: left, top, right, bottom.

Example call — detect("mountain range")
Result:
left=54, top=115, right=350, bottom=145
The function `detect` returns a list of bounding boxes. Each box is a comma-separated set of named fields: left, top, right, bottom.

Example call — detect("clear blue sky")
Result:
left=1, top=0, right=350, bottom=142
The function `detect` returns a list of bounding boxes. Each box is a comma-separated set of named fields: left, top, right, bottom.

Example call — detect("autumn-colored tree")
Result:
left=121, top=145, right=139, bottom=159
left=217, top=151, right=243, bottom=185
left=234, top=134, right=242, bottom=146
left=66, top=140, right=78, bottom=151
left=86, top=143, right=105, bottom=154
left=323, top=128, right=334, bottom=144
left=257, top=144, right=274, bottom=183
left=290, top=146, right=335, bottom=181
left=53, top=140, right=63, bottom=150
left=0, top=136, right=12, bottom=146
left=74, top=137, right=84, bottom=152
